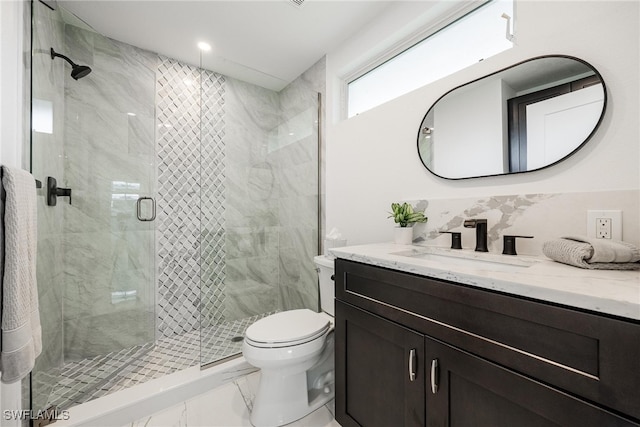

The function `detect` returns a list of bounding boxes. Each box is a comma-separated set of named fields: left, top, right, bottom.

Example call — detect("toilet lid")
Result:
left=245, top=309, right=330, bottom=347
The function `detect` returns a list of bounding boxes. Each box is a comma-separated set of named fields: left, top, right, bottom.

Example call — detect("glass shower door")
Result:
left=30, top=0, right=156, bottom=412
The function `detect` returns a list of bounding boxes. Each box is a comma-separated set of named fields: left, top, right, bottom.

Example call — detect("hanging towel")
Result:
left=0, top=166, right=42, bottom=383
left=542, top=235, right=640, bottom=270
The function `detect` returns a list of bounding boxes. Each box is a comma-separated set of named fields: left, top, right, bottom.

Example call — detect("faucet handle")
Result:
left=439, top=231, right=462, bottom=249
left=502, top=235, right=533, bottom=256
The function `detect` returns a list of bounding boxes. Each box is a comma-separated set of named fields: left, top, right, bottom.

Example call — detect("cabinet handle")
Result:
left=408, top=349, right=417, bottom=382
left=430, top=359, right=439, bottom=394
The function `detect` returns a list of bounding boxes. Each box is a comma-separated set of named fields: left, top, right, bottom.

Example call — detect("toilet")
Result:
left=242, top=255, right=335, bottom=427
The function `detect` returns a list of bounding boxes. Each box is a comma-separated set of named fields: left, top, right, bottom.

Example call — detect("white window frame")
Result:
left=341, top=0, right=515, bottom=119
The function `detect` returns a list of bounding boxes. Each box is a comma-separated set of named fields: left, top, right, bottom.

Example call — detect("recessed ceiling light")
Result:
left=197, top=42, right=211, bottom=52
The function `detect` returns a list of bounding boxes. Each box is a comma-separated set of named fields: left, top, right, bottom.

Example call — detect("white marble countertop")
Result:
left=329, top=243, right=640, bottom=321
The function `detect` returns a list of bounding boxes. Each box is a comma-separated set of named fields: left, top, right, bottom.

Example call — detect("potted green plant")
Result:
left=388, top=202, right=428, bottom=244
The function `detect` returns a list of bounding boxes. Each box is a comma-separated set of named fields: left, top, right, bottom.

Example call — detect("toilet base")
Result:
left=249, top=334, right=335, bottom=427
left=250, top=372, right=331, bottom=427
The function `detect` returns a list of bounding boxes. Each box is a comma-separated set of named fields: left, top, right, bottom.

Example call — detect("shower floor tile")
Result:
left=42, top=314, right=270, bottom=411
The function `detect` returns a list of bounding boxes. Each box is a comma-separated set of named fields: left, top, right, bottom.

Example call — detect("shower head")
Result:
left=50, top=47, right=92, bottom=80
left=71, top=65, right=92, bottom=80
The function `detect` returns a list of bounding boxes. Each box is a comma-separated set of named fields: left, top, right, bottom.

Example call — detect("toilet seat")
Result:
left=245, top=309, right=330, bottom=348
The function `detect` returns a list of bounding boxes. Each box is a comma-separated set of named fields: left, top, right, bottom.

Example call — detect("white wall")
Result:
left=433, top=77, right=505, bottom=178
left=0, top=1, right=26, bottom=424
left=326, top=0, right=639, bottom=245
left=0, top=0, right=26, bottom=169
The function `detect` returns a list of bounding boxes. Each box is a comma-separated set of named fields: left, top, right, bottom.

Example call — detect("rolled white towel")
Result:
left=542, top=235, right=640, bottom=270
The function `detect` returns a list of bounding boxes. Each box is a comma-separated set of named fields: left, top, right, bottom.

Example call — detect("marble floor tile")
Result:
left=185, top=381, right=252, bottom=427
left=233, top=371, right=261, bottom=412
left=288, top=406, right=340, bottom=427
left=121, top=369, right=340, bottom=427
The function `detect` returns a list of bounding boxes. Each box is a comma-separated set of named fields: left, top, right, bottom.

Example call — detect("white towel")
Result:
left=562, top=235, right=640, bottom=263
left=0, top=166, right=42, bottom=383
left=542, top=235, right=640, bottom=270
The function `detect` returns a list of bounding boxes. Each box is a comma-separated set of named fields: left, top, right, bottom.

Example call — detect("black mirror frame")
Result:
left=416, top=54, right=608, bottom=180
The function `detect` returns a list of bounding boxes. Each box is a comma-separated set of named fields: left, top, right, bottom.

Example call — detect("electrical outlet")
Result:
left=587, top=210, right=622, bottom=240
left=596, top=217, right=612, bottom=239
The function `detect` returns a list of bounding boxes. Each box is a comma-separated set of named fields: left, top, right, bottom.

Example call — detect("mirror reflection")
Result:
left=417, top=55, right=606, bottom=179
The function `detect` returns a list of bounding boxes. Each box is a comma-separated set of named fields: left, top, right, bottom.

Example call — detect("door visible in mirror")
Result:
left=417, top=56, right=606, bottom=179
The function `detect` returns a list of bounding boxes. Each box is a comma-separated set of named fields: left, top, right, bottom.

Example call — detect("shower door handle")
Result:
left=136, top=197, right=156, bottom=221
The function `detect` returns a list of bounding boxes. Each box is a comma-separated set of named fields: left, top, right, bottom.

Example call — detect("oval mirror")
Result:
left=417, top=55, right=606, bottom=179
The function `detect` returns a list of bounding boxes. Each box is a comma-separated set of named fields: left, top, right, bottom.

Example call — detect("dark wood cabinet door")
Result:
left=426, top=337, right=639, bottom=427
left=336, top=300, right=425, bottom=427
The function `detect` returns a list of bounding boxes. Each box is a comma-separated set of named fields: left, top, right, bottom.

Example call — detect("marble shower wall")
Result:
left=275, top=58, right=324, bottom=312
left=222, top=61, right=322, bottom=320
left=223, top=78, right=282, bottom=320
left=407, top=190, right=640, bottom=255
left=60, top=25, right=157, bottom=360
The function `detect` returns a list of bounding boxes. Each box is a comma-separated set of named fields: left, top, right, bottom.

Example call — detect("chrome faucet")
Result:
left=463, top=219, right=488, bottom=252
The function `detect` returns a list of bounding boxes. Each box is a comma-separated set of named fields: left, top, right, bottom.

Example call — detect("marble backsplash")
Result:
left=407, top=190, right=639, bottom=256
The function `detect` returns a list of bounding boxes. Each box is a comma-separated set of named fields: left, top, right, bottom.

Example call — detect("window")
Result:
left=347, top=0, right=514, bottom=118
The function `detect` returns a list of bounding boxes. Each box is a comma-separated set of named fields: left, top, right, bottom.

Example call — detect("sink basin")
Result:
left=391, top=247, right=537, bottom=273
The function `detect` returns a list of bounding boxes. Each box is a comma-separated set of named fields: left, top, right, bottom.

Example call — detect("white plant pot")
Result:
left=394, top=226, right=413, bottom=245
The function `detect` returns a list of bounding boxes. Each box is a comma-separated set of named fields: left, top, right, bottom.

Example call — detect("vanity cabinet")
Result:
left=335, top=301, right=425, bottom=427
left=334, top=259, right=640, bottom=427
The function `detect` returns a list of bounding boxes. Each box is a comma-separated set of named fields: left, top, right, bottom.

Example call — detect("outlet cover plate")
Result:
left=587, top=210, right=622, bottom=240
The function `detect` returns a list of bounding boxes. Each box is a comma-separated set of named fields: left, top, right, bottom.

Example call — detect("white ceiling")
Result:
left=59, top=0, right=395, bottom=91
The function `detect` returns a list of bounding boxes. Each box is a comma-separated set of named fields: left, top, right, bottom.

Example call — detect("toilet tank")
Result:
left=314, top=255, right=335, bottom=316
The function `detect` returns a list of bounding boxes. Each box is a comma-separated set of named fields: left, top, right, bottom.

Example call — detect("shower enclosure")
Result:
left=29, top=0, right=321, bottom=414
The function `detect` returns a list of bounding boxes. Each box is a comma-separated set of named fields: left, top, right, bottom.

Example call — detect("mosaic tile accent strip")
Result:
left=200, top=69, right=227, bottom=329
left=156, top=56, right=201, bottom=338
left=156, top=57, right=227, bottom=338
